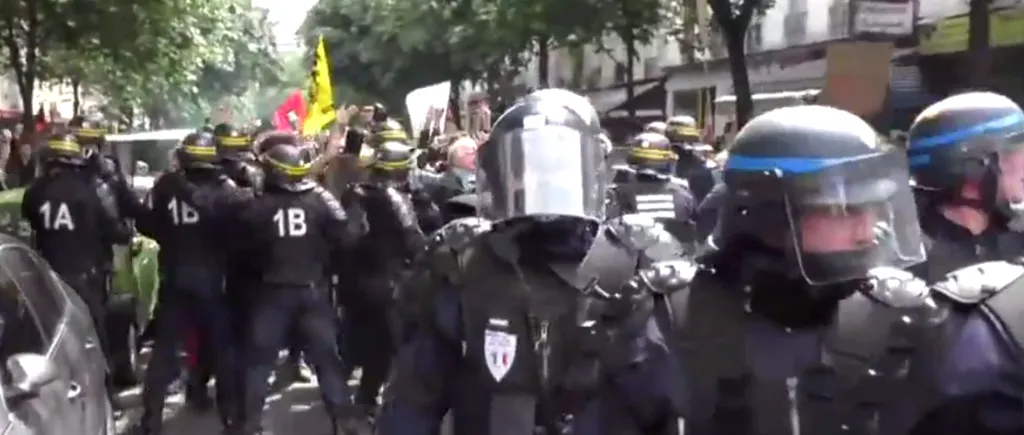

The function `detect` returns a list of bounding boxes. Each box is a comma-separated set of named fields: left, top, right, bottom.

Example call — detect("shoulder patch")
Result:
left=605, top=213, right=685, bottom=258
left=931, top=261, right=1024, bottom=304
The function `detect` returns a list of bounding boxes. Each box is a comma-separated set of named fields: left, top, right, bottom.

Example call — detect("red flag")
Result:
left=274, top=91, right=307, bottom=131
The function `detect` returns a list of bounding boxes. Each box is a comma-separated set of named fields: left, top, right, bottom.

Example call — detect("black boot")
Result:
left=133, top=411, right=163, bottom=435
left=184, top=377, right=212, bottom=412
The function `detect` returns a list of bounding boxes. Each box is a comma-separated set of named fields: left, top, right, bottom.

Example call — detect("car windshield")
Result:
left=108, top=129, right=192, bottom=177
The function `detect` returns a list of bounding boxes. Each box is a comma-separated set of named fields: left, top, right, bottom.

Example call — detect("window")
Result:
left=0, top=262, right=47, bottom=381
left=0, top=248, right=65, bottom=338
left=829, top=0, right=850, bottom=39
left=614, top=63, right=629, bottom=84
left=643, top=57, right=660, bottom=78
left=745, top=21, right=763, bottom=52
left=784, top=12, right=808, bottom=46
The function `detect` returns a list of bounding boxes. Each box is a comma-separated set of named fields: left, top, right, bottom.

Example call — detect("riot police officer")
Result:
left=377, top=89, right=684, bottom=435
left=905, top=91, right=1024, bottom=282
left=338, top=140, right=427, bottom=411
left=23, top=133, right=131, bottom=364
left=136, top=132, right=246, bottom=434
left=234, top=133, right=367, bottom=435
left=23, top=133, right=131, bottom=411
left=214, top=123, right=262, bottom=189
left=368, top=119, right=409, bottom=149
left=666, top=114, right=717, bottom=202
left=608, top=131, right=696, bottom=247
left=643, top=105, right=1024, bottom=435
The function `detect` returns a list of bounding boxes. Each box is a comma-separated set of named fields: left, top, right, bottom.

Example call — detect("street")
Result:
left=113, top=365, right=337, bottom=435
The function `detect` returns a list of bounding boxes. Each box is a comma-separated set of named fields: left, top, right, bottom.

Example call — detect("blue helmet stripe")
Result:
left=909, top=112, right=1024, bottom=150
left=725, top=154, right=875, bottom=174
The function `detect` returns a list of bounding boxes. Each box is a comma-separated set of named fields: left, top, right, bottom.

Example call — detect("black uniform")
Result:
left=904, top=91, right=1024, bottom=283
left=645, top=105, right=1024, bottom=435
left=610, top=131, right=696, bottom=249
left=339, top=180, right=426, bottom=409
left=379, top=89, right=685, bottom=435
left=395, top=216, right=493, bottom=344
left=138, top=167, right=247, bottom=432
left=235, top=138, right=366, bottom=434
left=609, top=167, right=695, bottom=245
left=22, top=135, right=131, bottom=362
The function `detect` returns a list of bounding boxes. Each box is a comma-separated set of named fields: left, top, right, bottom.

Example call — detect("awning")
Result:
left=602, top=81, right=667, bottom=119
left=587, top=81, right=663, bottom=114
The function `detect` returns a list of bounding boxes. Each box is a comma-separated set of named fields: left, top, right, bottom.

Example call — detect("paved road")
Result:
left=113, top=366, right=337, bottom=435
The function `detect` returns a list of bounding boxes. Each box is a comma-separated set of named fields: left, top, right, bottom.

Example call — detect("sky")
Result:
left=253, top=0, right=319, bottom=53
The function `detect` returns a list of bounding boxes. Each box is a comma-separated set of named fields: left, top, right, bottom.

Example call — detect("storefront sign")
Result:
left=919, top=7, right=1024, bottom=55
left=854, top=1, right=915, bottom=36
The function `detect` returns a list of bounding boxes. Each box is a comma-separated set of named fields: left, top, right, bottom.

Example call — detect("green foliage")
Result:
left=301, top=0, right=688, bottom=113
left=1, top=0, right=283, bottom=130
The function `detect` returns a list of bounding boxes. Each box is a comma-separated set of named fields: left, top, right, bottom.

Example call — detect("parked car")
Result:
left=0, top=233, right=115, bottom=434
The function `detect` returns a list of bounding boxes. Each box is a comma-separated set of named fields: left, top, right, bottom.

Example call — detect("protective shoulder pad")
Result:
left=931, top=260, right=1024, bottom=304
left=863, top=266, right=932, bottom=308
left=667, top=176, right=690, bottom=189
left=426, top=217, right=493, bottom=253
left=605, top=213, right=684, bottom=254
left=635, top=259, right=698, bottom=295
left=313, top=185, right=347, bottom=219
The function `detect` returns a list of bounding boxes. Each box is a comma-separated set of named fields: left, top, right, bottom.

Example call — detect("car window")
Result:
left=0, top=248, right=65, bottom=339
left=0, top=261, right=47, bottom=383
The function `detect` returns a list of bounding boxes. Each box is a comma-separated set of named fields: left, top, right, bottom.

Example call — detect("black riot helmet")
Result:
left=371, top=102, right=388, bottom=123
left=258, top=132, right=316, bottom=192
left=41, top=133, right=85, bottom=167
left=175, top=132, right=219, bottom=170
left=369, top=119, right=409, bottom=147
left=665, top=115, right=700, bottom=143
left=644, top=121, right=667, bottom=135
left=367, top=141, right=414, bottom=184
left=67, top=114, right=108, bottom=151
left=479, top=88, right=606, bottom=223
left=625, top=131, right=675, bottom=176
left=213, top=123, right=252, bottom=160
left=716, top=105, right=924, bottom=285
left=907, top=92, right=1024, bottom=228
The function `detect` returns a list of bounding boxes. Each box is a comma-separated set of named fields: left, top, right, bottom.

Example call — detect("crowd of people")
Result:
left=11, top=86, right=1024, bottom=435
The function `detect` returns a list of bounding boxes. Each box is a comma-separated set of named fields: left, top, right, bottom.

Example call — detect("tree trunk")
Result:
left=724, top=23, right=753, bottom=129
left=3, top=2, right=40, bottom=134
left=967, top=0, right=992, bottom=88
left=537, top=36, right=549, bottom=88
left=72, top=78, right=81, bottom=116
left=625, top=29, right=636, bottom=118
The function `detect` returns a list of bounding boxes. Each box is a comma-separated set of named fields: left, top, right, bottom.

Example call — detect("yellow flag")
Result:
left=302, top=36, right=334, bottom=134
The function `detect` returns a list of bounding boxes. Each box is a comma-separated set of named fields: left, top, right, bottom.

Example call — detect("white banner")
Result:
left=405, top=81, right=451, bottom=137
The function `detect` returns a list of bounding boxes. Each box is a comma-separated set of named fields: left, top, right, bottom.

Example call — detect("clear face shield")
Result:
left=995, top=136, right=1024, bottom=230
left=478, top=125, right=606, bottom=221
left=782, top=151, right=925, bottom=284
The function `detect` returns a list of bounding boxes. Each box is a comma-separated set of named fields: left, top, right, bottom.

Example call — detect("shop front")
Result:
left=917, top=6, right=1024, bottom=98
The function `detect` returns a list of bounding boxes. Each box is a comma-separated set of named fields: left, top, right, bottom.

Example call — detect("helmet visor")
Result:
left=782, top=151, right=924, bottom=284
left=478, top=125, right=605, bottom=220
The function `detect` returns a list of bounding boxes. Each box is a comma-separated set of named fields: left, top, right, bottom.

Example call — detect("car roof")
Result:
left=0, top=232, right=28, bottom=247
left=107, top=129, right=193, bottom=143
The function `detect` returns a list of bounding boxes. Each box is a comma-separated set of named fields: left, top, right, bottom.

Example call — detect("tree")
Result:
left=708, top=0, right=772, bottom=129
left=62, top=0, right=283, bottom=128
left=967, top=0, right=992, bottom=87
